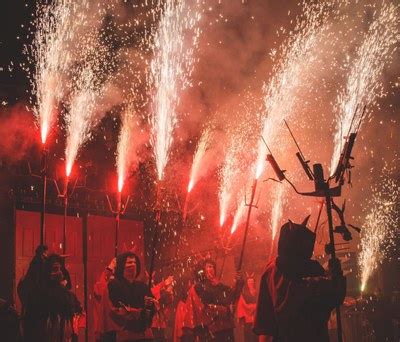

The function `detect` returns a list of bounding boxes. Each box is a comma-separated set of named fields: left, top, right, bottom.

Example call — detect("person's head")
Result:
left=115, top=252, right=141, bottom=282
left=277, top=218, right=315, bottom=260
left=203, top=259, right=216, bottom=281
left=43, top=254, right=64, bottom=284
left=35, top=245, right=48, bottom=260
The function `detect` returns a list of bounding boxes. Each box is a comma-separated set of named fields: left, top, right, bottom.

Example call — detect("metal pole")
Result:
left=115, top=191, right=121, bottom=257
left=63, top=194, right=68, bottom=254
left=40, top=148, right=47, bottom=245
left=237, top=178, right=257, bottom=271
left=325, top=192, right=343, bottom=342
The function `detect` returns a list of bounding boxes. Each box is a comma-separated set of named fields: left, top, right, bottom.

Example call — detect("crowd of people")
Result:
left=6, top=218, right=351, bottom=341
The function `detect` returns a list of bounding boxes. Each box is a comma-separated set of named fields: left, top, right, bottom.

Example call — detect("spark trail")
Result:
left=32, top=0, right=78, bottom=144
left=149, top=0, right=201, bottom=181
left=117, top=104, right=136, bottom=192
left=188, top=127, right=212, bottom=193
left=359, top=173, right=399, bottom=292
left=255, top=1, right=333, bottom=178
left=331, top=2, right=400, bottom=172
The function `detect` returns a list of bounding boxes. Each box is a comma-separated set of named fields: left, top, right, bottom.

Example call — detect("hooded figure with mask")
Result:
left=107, top=252, right=156, bottom=341
left=23, top=254, right=82, bottom=342
left=253, top=218, right=346, bottom=342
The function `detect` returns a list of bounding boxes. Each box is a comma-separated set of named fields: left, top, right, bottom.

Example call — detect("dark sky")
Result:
left=0, top=0, right=34, bottom=102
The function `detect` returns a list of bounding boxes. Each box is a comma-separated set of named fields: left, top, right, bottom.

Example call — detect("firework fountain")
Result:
left=31, top=0, right=76, bottom=244
left=331, top=2, right=400, bottom=173
left=250, top=1, right=334, bottom=250
left=183, top=127, right=212, bottom=222
left=359, top=173, right=399, bottom=293
left=148, top=0, right=201, bottom=288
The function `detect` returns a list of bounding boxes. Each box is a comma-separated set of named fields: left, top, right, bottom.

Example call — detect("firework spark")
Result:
left=149, top=0, right=201, bottom=181
left=230, top=200, right=246, bottom=234
left=271, top=185, right=287, bottom=240
left=255, top=1, right=333, bottom=178
left=359, top=174, right=399, bottom=292
left=117, top=105, right=136, bottom=192
left=188, top=127, right=212, bottom=193
left=331, top=2, right=399, bottom=172
left=65, top=66, right=100, bottom=176
left=32, top=0, right=77, bottom=144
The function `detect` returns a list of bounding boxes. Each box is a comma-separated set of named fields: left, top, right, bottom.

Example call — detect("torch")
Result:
left=107, top=176, right=130, bottom=257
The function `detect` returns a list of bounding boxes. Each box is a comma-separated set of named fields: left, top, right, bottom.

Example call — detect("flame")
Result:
left=219, top=213, right=226, bottom=227
left=331, top=2, right=399, bottom=173
left=149, top=0, right=201, bottom=181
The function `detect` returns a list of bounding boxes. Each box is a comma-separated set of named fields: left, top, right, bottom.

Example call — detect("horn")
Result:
left=301, top=215, right=311, bottom=226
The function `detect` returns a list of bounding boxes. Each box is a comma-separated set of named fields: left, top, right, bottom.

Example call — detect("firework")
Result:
left=255, top=1, right=333, bottom=178
left=149, top=0, right=201, bottom=181
left=271, top=185, right=287, bottom=240
left=117, top=105, right=136, bottom=192
left=331, top=2, right=399, bottom=172
left=359, top=174, right=399, bottom=292
left=65, top=65, right=101, bottom=177
left=32, top=0, right=78, bottom=144
left=230, top=200, right=246, bottom=234
left=188, top=127, right=212, bottom=193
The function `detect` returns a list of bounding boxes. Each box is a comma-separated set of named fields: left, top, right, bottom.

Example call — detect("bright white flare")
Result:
left=117, top=105, right=136, bottom=193
left=359, top=175, right=399, bottom=292
left=188, top=127, right=212, bottom=193
left=149, top=0, right=201, bottom=181
left=32, top=0, right=76, bottom=144
left=331, top=2, right=399, bottom=172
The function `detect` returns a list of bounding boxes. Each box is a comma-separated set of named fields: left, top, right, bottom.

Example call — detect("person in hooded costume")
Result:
left=183, top=258, right=244, bottom=341
left=107, top=252, right=156, bottom=341
left=253, top=218, right=346, bottom=342
left=23, top=254, right=82, bottom=342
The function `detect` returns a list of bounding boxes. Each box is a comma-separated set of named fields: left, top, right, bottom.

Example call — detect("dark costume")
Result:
left=253, top=220, right=346, bottom=342
left=23, top=254, right=82, bottom=342
left=17, top=245, right=48, bottom=312
left=184, top=260, right=243, bottom=341
left=107, top=252, right=155, bottom=341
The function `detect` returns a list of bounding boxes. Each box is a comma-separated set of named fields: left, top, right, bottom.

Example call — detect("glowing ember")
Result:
left=188, top=127, right=212, bottom=193
left=149, top=0, right=201, bottom=181
left=358, top=173, right=399, bottom=292
left=31, top=0, right=76, bottom=144
left=331, top=2, right=399, bottom=172
left=117, top=105, right=136, bottom=193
